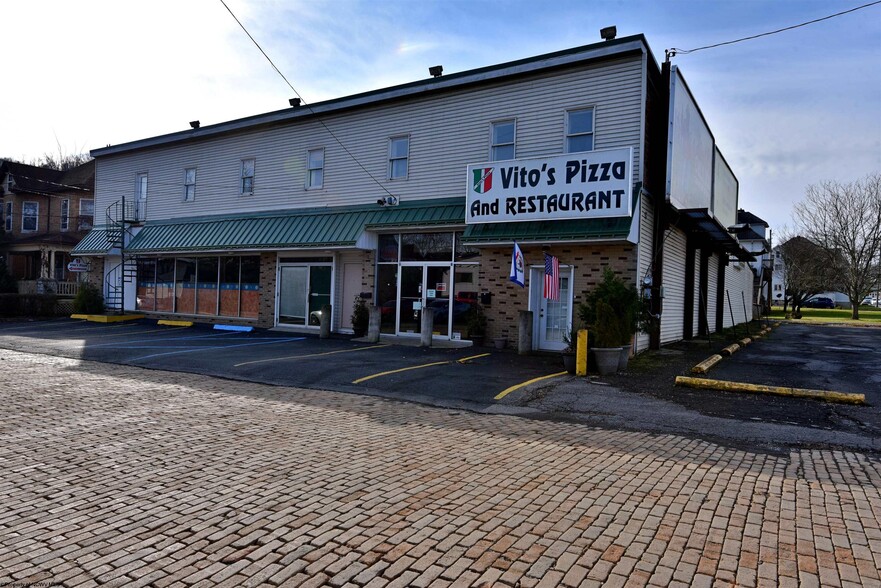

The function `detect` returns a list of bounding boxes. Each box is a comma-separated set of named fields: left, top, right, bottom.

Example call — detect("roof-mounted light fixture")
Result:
left=289, top=98, right=301, bottom=107
left=429, top=65, right=443, bottom=78
left=600, top=26, right=617, bottom=41
left=189, top=120, right=200, bottom=129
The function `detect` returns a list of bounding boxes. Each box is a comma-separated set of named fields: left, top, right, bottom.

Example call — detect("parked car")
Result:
left=803, top=296, right=835, bottom=309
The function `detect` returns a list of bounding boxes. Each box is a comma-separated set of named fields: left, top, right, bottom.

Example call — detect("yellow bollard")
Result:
left=576, top=329, right=588, bottom=376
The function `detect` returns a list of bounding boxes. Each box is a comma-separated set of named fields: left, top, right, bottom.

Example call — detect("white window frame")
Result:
left=306, top=148, right=324, bottom=190
left=241, top=158, right=255, bottom=195
left=490, top=119, right=516, bottom=161
left=184, top=168, right=196, bottom=202
left=565, top=107, right=595, bottom=153
left=136, top=172, right=148, bottom=199
left=61, top=199, right=70, bottom=231
left=22, top=201, right=38, bottom=232
left=4, top=174, right=13, bottom=194
left=4, top=201, right=11, bottom=232
left=388, top=136, right=409, bottom=180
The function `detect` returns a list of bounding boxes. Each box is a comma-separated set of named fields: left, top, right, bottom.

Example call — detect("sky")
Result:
left=3, top=0, right=880, bottom=234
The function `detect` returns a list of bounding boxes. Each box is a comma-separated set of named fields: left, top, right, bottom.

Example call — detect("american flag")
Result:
left=544, top=253, right=560, bottom=301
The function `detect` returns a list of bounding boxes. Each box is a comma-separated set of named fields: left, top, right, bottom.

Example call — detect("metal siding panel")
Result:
left=707, top=254, right=719, bottom=334
left=693, top=249, right=701, bottom=338
left=660, top=227, right=686, bottom=344
left=635, top=195, right=653, bottom=352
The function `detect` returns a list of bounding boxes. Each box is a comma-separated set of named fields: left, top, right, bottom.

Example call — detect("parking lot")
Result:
left=0, top=318, right=563, bottom=410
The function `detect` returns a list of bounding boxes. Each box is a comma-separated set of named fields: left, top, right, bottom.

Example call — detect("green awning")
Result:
left=71, top=226, right=122, bottom=256
left=126, top=198, right=465, bottom=254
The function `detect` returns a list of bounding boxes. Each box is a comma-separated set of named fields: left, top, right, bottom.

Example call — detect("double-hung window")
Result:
left=388, top=136, right=409, bottom=180
left=22, top=201, right=38, bottom=232
left=184, top=168, right=196, bottom=201
left=491, top=120, right=516, bottom=161
left=306, top=149, right=324, bottom=189
left=79, top=199, right=94, bottom=230
left=61, top=199, right=70, bottom=231
left=566, top=107, right=595, bottom=153
left=241, top=159, right=255, bottom=194
left=4, top=201, right=11, bottom=231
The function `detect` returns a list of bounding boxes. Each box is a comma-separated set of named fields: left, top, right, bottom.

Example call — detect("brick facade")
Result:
left=477, top=242, right=638, bottom=342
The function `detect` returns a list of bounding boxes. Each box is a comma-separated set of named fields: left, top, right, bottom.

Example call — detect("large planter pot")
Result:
left=618, top=345, right=631, bottom=371
left=562, top=352, right=576, bottom=374
left=493, top=337, right=506, bottom=350
left=593, top=347, right=620, bottom=375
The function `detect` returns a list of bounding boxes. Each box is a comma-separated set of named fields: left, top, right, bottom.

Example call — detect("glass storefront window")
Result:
left=378, top=234, right=399, bottom=262
left=401, top=233, right=453, bottom=262
left=136, top=259, right=157, bottom=311
left=156, top=259, right=175, bottom=312
left=196, top=257, right=219, bottom=315
left=454, top=232, right=480, bottom=262
left=376, top=264, right=398, bottom=334
left=175, top=258, right=197, bottom=314
left=220, top=257, right=241, bottom=317
left=240, top=256, right=261, bottom=319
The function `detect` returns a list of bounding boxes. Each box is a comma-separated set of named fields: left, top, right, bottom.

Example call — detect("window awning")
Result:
left=71, top=226, right=122, bottom=256
left=124, top=198, right=465, bottom=254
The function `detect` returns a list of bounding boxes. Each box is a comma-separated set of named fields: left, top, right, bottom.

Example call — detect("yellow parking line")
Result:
left=352, top=360, right=449, bottom=384
left=235, top=344, right=389, bottom=367
left=457, top=353, right=491, bottom=364
left=494, top=371, right=569, bottom=400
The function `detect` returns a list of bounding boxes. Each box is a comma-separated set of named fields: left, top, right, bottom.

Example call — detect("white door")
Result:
left=340, top=262, right=362, bottom=330
left=530, top=266, right=573, bottom=351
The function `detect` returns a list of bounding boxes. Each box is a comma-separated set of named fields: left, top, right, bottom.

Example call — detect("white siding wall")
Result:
left=707, top=254, right=719, bottom=334
left=692, top=249, right=701, bottom=337
left=659, top=227, right=686, bottom=344
left=94, top=56, right=645, bottom=221
left=334, top=250, right=363, bottom=331
left=723, top=261, right=754, bottom=328
left=635, top=194, right=654, bottom=352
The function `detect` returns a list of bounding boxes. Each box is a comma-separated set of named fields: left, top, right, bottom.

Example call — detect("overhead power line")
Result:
left=217, top=0, right=397, bottom=200
left=667, top=0, right=881, bottom=60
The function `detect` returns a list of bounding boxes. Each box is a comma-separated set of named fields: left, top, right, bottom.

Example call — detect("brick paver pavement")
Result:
left=0, top=349, right=879, bottom=588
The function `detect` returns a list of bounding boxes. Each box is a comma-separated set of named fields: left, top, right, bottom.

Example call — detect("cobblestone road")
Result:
left=1, top=349, right=879, bottom=588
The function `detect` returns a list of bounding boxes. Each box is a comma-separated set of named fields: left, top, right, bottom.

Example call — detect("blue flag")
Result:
left=509, top=242, right=525, bottom=287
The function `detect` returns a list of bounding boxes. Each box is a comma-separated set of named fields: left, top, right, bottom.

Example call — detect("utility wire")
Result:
left=667, top=0, right=881, bottom=59
left=218, top=0, right=397, bottom=200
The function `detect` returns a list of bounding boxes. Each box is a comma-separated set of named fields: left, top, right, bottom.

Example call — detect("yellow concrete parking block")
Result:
left=158, top=320, right=194, bottom=327
left=675, top=376, right=865, bottom=405
left=70, top=314, right=145, bottom=323
left=720, top=344, right=740, bottom=357
left=691, top=354, right=723, bottom=374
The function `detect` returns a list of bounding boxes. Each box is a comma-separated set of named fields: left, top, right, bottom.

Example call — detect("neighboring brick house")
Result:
left=0, top=160, right=95, bottom=283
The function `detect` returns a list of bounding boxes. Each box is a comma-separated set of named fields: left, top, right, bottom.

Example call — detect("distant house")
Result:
left=731, top=209, right=771, bottom=311
left=0, top=160, right=95, bottom=285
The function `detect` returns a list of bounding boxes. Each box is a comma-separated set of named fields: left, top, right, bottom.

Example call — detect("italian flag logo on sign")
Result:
left=472, top=167, right=493, bottom=194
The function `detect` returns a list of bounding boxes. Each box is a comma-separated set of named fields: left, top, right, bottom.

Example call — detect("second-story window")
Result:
left=61, top=199, right=70, bottom=231
left=4, top=201, right=12, bottom=231
left=306, top=149, right=324, bottom=189
left=184, top=168, right=196, bottom=202
left=388, top=136, right=409, bottom=180
left=79, top=199, right=94, bottom=230
left=566, top=107, right=595, bottom=153
left=22, top=201, right=38, bottom=232
left=241, top=158, right=255, bottom=194
left=4, top=174, right=13, bottom=194
left=491, top=120, right=516, bottom=161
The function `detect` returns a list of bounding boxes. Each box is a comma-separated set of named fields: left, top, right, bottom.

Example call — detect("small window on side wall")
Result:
left=184, top=168, right=196, bottom=201
left=61, top=199, right=70, bottom=231
left=491, top=120, right=515, bottom=161
left=388, top=136, right=409, bottom=180
left=566, top=107, right=594, bottom=153
left=241, top=158, right=255, bottom=194
left=307, top=148, right=324, bottom=189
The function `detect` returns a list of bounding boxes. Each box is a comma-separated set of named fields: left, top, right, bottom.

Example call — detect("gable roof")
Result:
left=0, top=160, right=94, bottom=196
left=737, top=209, right=768, bottom=227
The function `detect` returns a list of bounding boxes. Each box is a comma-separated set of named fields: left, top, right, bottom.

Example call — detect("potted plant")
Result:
left=592, top=300, right=624, bottom=374
left=351, top=295, right=369, bottom=337
left=561, top=323, right=578, bottom=374
left=579, top=268, right=646, bottom=374
left=465, top=303, right=487, bottom=346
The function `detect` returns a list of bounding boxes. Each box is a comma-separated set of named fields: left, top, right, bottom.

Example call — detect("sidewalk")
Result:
left=0, top=349, right=879, bottom=587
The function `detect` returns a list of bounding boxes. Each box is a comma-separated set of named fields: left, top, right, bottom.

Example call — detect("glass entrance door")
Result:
left=278, top=264, right=332, bottom=327
left=531, top=267, right=572, bottom=351
left=397, top=264, right=452, bottom=337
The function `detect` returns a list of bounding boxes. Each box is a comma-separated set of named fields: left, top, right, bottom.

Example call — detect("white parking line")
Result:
left=130, top=337, right=306, bottom=361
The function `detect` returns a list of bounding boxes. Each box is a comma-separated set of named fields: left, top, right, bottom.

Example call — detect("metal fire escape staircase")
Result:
left=104, top=198, right=140, bottom=313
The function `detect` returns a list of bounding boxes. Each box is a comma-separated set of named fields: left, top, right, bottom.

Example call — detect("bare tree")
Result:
left=30, top=151, right=92, bottom=171
left=793, top=173, right=881, bottom=319
left=776, top=231, right=831, bottom=316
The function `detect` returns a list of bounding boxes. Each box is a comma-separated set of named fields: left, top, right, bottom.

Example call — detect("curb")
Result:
left=675, top=376, right=865, bottom=405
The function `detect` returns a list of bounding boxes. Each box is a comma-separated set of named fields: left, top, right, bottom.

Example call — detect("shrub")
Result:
left=350, top=295, right=369, bottom=336
left=578, top=267, right=645, bottom=345
left=73, top=282, right=104, bottom=314
left=0, top=257, right=16, bottom=294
